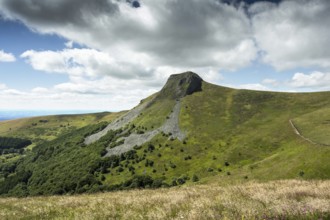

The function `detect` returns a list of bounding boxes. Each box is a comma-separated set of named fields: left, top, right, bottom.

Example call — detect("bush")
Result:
left=125, top=175, right=154, bottom=189
left=192, top=174, right=199, bottom=182
left=147, top=144, right=155, bottom=152
left=145, top=159, right=154, bottom=167
left=133, top=145, right=142, bottom=150
left=171, top=179, right=177, bottom=186
left=184, top=155, right=192, bottom=160
left=100, top=149, right=107, bottom=157
left=177, top=178, right=185, bottom=185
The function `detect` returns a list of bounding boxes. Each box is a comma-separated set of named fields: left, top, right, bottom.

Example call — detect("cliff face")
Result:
left=156, top=71, right=203, bottom=100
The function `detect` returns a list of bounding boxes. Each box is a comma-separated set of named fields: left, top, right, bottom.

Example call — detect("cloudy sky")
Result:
left=0, top=0, right=330, bottom=111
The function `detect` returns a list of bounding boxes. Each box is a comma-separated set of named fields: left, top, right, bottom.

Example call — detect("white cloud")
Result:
left=20, top=48, right=152, bottom=79
left=252, top=0, right=330, bottom=70
left=0, top=83, right=7, bottom=90
left=262, top=78, right=279, bottom=86
left=64, top=41, right=73, bottom=48
left=31, top=87, right=49, bottom=93
left=0, top=80, right=157, bottom=111
left=2, top=89, right=25, bottom=95
left=0, top=50, right=16, bottom=62
left=289, top=71, right=330, bottom=88
left=223, top=82, right=270, bottom=91
left=237, top=83, right=269, bottom=91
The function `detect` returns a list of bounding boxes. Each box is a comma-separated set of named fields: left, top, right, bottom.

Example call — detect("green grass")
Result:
left=293, top=107, right=330, bottom=145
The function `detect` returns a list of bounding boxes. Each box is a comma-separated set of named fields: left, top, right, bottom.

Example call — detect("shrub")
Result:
left=147, top=144, right=155, bottom=152
left=192, top=174, right=199, bottom=182
left=177, top=178, right=185, bottom=185
left=171, top=179, right=177, bottom=186
left=100, top=149, right=107, bottom=157
left=145, top=159, right=154, bottom=167
left=184, top=155, right=192, bottom=160
left=133, top=145, right=142, bottom=150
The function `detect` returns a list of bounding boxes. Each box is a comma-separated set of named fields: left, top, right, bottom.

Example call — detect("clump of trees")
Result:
left=0, top=137, right=32, bottom=155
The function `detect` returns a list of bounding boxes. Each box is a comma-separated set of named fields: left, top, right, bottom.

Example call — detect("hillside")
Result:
left=0, top=71, right=330, bottom=196
left=0, top=112, right=122, bottom=179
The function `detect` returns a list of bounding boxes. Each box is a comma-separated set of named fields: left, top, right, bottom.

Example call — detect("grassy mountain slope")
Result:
left=0, top=112, right=122, bottom=144
left=0, top=72, right=330, bottom=196
left=0, top=112, right=122, bottom=183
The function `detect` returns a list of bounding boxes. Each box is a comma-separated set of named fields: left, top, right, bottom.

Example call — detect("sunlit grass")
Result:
left=0, top=180, right=329, bottom=219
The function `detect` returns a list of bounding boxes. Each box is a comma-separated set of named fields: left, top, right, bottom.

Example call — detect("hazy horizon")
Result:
left=0, top=109, right=111, bottom=121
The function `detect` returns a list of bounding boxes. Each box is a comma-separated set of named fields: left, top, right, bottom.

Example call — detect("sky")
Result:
left=0, top=0, right=330, bottom=111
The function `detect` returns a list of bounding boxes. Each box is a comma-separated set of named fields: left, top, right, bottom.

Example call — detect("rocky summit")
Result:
left=156, top=71, right=203, bottom=100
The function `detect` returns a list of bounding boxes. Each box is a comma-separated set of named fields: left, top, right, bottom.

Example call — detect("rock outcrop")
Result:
left=156, top=71, right=203, bottom=100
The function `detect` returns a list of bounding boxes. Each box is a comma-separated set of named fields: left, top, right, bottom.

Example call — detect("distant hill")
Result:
left=0, top=71, right=330, bottom=196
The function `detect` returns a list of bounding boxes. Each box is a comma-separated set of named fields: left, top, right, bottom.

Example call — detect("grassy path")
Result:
left=290, top=119, right=330, bottom=146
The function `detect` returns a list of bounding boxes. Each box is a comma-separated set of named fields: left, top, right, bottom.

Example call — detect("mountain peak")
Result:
left=157, top=71, right=203, bottom=99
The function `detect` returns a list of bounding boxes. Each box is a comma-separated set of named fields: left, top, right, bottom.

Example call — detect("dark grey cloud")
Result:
left=1, top=0, right=329, bottom=79
left=128, top=0, right=253, bottom=67
left=0, top=0, right=119, bottom=27
left=0, top=0, right=256, bottom=72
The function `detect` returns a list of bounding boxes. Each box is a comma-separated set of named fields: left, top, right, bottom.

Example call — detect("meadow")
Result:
left=0, top=179, right=329, bottom=220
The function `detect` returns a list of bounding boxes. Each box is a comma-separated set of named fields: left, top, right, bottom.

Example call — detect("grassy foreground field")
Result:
left=0, top=180, right=329, bottom=220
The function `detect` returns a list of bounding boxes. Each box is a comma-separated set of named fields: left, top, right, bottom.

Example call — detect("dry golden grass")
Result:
left=0, top=180, right=329, bottom=220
